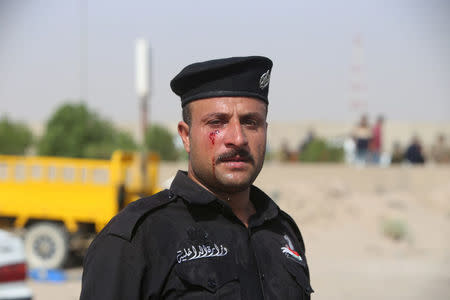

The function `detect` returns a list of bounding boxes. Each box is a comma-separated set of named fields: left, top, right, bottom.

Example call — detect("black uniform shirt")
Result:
left=80, top=171, right=313, bottom=300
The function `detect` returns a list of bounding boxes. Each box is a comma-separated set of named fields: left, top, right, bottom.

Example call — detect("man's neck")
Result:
left=187, top=172, right=256, bottom=227
left=216, top=189, right=256, bottom=228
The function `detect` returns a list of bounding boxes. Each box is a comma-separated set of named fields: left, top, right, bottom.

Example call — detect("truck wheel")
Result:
left=24, top=222, right=69, bottom=269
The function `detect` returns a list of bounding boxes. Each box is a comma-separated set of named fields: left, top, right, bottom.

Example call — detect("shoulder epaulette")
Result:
left=107, top=189, right=176, bottom=241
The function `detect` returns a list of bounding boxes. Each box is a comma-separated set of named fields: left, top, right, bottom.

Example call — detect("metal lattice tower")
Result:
left=349, top=34, right=368, bottom=116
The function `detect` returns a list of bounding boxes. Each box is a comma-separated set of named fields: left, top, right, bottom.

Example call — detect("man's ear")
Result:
left=177, top=121, right=190, bottom=153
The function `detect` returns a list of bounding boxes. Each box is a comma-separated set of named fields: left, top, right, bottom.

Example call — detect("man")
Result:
left=80, top=56, right=313, bottom=299
left=369, top=115, right=384, bottom=164
left=431, top=134, right=450, bottom=163
left=352, top=114, right=372, bottom=165
left=404, top=135, right=426, bottom=164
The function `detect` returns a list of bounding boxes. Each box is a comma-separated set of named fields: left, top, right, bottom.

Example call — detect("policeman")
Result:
left=80, top=56, right=313, bottom=299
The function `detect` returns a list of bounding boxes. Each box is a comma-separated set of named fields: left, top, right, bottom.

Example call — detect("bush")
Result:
left=145, top=124, right=178, bottom=161
left=0, top=116, right=33, bottom=155
left=298, top=138, right=344, bottom=162
left=382, top=218, right=408, bottom=241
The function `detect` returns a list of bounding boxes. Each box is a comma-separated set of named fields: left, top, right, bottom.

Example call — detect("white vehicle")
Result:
left=0, top=230, right=32, bottom=300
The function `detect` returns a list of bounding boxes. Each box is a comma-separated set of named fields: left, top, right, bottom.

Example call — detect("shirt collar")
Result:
left=170, top=170, right=280, bottom=223
left=249, top=185, right=280, bottom=226
left=170, top=171, right=217, bottom=205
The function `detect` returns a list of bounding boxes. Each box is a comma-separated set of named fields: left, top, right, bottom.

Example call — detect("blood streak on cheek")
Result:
left=211, top=156, right=216, bottom=177
left=208, top=130, right=220, bottom=177
left=209, top=130, right=219, bottom=145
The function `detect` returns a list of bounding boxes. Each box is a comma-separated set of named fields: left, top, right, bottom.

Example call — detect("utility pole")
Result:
left=135, top=39, right=150, bottom=194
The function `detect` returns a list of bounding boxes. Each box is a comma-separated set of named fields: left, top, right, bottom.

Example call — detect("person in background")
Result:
left=280, top=139, right=291, bottom=162
left=298, top=128, right=315, bottom=154
left=404, top=136, right=426, bottom=164
left=352, top=114, right=372, bottom=165
left=430, top=133, right=450, bottom=164
left=390, top=141, right=404, bottom=164
left=369, top=115, right=384, bottom=164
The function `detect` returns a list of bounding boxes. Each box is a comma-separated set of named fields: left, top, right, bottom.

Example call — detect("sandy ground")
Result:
left=28, top=163, right=450, bottom=299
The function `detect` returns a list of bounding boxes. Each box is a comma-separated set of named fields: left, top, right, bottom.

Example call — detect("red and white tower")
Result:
left=349, top=34, right=368, bottom=116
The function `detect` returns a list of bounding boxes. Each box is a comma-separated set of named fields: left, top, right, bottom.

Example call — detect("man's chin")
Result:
left=214, top=173, right=254, bottom=193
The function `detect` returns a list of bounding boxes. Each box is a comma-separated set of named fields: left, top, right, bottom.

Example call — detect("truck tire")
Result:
left=24, top=222, right=69, bottom=269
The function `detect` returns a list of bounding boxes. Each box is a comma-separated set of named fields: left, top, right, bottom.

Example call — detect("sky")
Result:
left=0, top=0, right=449, bottom=125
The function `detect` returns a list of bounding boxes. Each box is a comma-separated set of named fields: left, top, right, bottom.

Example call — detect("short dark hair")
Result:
left=182, top=103, right=191, bottom=126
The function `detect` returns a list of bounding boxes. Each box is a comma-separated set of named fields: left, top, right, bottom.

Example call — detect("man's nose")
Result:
left=224, top=119, right=248, bottom=148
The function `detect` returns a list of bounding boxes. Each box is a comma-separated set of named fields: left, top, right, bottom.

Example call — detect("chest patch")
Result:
left=177, top=243, right=228, bottom=264
left=281, top=234, right=303, bottom=263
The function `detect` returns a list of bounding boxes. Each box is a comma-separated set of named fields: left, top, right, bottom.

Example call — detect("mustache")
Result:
left=216, top=148, right=254, bottom=164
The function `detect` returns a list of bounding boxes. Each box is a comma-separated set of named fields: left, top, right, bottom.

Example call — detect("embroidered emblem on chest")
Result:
left=177, top=243, right=228, bottom=264
left=281, top=234, right=303, bottom=263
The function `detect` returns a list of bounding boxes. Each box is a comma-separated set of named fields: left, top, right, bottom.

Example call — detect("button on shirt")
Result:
left=80, top=171, right=313, bottom=299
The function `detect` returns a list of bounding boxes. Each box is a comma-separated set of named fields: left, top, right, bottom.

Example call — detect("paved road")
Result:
left=27, top=268, right=82, bottom=300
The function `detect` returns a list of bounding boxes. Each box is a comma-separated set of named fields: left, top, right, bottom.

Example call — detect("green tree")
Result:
left=38, top=102, right=137, bottom=159
left=0, top=116, right=33, bottom=155
left=145, top=124, right=178, bottom=161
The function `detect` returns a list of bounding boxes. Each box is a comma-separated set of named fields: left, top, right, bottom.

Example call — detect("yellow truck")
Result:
left=0, top=150, right=159, bottom=269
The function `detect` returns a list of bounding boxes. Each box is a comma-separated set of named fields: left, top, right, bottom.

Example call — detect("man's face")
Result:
left=178, top=97, right=267, bottom=194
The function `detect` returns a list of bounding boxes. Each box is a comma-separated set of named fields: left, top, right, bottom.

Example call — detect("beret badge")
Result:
left=259, top=69, right=271, bottom=90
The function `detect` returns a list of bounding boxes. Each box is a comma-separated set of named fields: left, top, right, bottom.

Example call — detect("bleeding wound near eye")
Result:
left=208, top=130, right=220, bottom=145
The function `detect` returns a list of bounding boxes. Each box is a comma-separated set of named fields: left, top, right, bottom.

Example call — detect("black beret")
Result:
left=170, top=56, right=273, bottom=107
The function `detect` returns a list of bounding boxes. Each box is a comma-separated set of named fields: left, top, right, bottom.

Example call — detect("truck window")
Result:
left=0, top=163, right=7, bottom=180
left=62, top=167, right=75, bottom=182
left=31, top=165, right=42, bottom=180
left=15, top=164, right=26, bottom=181
left=92, top=168, right=109, bottom=184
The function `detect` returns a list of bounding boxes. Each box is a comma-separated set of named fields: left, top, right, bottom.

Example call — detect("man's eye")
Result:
left=208, top=119, right=224, bottom=126
left=243, top=119, right=258, bottom=126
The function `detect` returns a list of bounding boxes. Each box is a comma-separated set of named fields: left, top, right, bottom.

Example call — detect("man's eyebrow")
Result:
left=201, top=112, right=229, bottom=121
left=240, top=112, right=265, bottom=119
left=200, top=111, right=265, bottom=122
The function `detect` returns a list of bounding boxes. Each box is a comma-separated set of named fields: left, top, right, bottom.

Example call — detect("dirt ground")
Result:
left=28, top=163, right=450, bottom=299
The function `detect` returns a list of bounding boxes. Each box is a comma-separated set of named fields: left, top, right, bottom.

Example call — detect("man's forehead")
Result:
left=189, top=97, right=268, bottom=115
